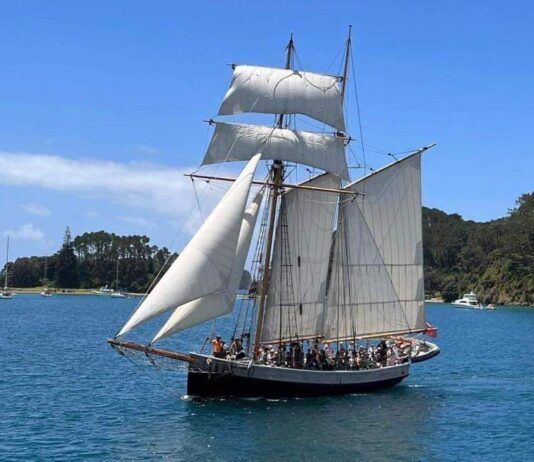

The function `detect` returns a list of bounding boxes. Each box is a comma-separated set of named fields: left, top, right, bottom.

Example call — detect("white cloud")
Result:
left=22, top=202, right=51, bottom=216
left=4, top=223, right=45, bottom=242
left=119, top=216, right=158, bottom=230
left=0, top=152, right=226, bottom=220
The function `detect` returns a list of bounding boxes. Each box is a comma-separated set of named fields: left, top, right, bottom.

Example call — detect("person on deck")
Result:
left=336, top=345, right=348, bottom=370
left=293, top=343, right=304, bottom=368
left=211, top=336, right=224, bottom=358
left=230, top=338, right=246, bottom=360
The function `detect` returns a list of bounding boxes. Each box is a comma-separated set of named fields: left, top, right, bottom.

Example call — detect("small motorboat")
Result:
left=111, top=291, right=128, bottom=298
left=411, top=340, right=441, bottom=363
left=92, top=286, right=115, bottom=296
left=486, top=304, right=496, bottom=310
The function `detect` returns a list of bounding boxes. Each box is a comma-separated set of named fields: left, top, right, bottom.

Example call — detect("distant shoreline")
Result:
left=10, top=287, right=144, bottom=297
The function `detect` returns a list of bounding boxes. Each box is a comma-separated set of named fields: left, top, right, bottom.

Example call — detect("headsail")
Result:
left=218, top=65, right=345, bottom=132
left=152, top=192, right=263, bottom=342
left=261, top=173, right=339, bottom=344
left=323, top=152, right=426, bottom=340
left=202, top=122, right=349, bottom=181
left=117, top=153, right=262, bottom=337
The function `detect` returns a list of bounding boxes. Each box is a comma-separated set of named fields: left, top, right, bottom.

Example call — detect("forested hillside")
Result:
left=423, top=192, right=533, bottom=305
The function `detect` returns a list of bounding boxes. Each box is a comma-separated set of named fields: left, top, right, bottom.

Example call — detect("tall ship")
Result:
left=109, top=28, right=439, bottom=398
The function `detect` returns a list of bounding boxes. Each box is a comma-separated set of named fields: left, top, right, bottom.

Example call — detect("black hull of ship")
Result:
left=186, top=354, right=410, bottom=399
left=187, top=370, right=406, bottom=398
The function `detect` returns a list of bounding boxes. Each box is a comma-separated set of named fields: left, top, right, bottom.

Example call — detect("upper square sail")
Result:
left=218, top=65, right=346, bottom=132
left=117, top=153, right=261, bottom=337
left=202, top=121, right=349, bottom=180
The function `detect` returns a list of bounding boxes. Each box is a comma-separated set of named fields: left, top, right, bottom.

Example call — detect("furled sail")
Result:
left=323, top=153, right=426, bottom=341
left=152, top=192, right=263, bottom=342
left=117, top=153, right=262, bottom=337
left=202, top=122, right=349, bottom=181
left=218, top=65, right=345, bottom=131
left=261, top=173, right=339, bottom=344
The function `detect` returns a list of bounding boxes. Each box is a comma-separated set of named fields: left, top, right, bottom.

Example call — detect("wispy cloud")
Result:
left=119, top=216, right=158, bottom=230
left=84, top=210, right=100, bottom=219
left=4, top=223, right=45, bottom=242
left=22, top=203, right=51, bottom=217
left=0, top=152, right=224, bottom=219
left=135, top=145, right=158, bottom=156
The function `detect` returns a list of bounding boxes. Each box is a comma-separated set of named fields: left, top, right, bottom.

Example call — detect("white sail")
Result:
left=152, top=192, right=263, bottom=342
left=323, top=153, right=425, bottom=340
left=218, top=65, right=345, bottom=131
left=261, top=174, right=339, bottom=343
left=202, top=122, right=349, bottom=180
left=117, top=154, right=262, bottom=336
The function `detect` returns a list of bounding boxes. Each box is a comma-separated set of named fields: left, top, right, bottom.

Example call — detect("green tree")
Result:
left=55, top=227, right=79, bottom=288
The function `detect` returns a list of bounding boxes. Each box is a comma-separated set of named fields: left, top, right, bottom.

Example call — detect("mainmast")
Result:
left=253, top=34, right=295, bottom=356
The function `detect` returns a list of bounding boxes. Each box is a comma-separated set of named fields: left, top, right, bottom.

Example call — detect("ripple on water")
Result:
left=0, top=297, right=533, bottom=461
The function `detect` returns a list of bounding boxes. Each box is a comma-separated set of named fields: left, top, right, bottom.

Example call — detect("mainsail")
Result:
left=202, top=121, right=349, bottom=180
left=324, top=152, right=426, bottom=340
left=152, top=192, right=263, bottom=342
left=117, top=154, right=261, bottom=336
left=261, top=173, right=339, bottom=343
left=218, top=65, right=345, bottom=131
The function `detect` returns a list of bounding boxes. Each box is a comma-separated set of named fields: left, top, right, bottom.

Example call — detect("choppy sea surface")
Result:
left=0, top=295, right=532, bottom=461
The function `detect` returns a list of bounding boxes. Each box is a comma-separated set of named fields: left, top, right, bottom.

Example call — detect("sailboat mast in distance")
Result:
left=4, top=236, right=8, bottom=289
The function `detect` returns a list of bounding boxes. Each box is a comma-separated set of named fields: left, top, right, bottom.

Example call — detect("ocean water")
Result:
left=0, top=296, right=532, bottom=461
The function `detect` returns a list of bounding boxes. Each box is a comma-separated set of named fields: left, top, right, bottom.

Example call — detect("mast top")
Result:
left=340, top=25, right=352, bottom=102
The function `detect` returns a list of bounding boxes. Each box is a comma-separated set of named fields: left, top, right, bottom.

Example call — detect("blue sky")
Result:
left=1, top=1, right=533, bottom=259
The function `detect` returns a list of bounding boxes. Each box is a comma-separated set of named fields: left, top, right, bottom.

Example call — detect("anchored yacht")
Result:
left=452, top=291, right=483, bottom=309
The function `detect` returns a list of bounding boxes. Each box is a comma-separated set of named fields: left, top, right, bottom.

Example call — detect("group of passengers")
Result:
left=211, top=335, right=248, bottom=360
left=212, top=335, right=413, bottom=369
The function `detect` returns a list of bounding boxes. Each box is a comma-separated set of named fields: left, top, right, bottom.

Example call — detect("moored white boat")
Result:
left=40, top=288, right=53, bottom=297
left=40, top=256, right=53, bottom=297
left=92, top=286, right=114, bottom=296
left=111, top=291, right=128, bottom=298
left=452, top=291, right=484, bottom=309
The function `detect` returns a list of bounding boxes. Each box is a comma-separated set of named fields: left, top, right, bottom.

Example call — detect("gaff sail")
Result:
left=324, top=152, right=426, bottom=341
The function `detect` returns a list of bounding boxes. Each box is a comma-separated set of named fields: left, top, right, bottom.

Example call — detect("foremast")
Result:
left=253, top=34, right=295, bottom=357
